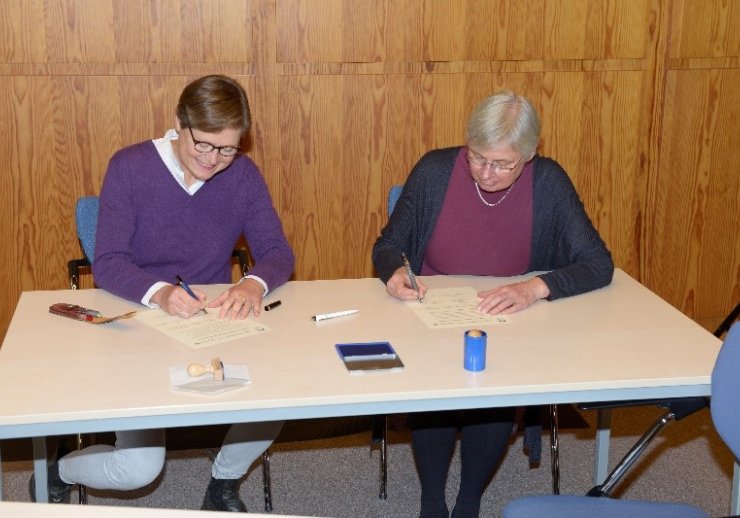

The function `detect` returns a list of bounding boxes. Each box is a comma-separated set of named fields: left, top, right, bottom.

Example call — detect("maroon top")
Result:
left=421, top=147, right=533, bottom=276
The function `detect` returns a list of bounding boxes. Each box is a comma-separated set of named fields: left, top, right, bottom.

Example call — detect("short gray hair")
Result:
left=465, top=91, right=540, bottom=159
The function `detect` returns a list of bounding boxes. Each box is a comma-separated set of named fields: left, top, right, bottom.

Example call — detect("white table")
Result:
left=0, top=270, right=723, bottom=505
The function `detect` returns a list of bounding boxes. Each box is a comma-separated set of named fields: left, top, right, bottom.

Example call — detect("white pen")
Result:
left=311, top=309, right=360, bottom=322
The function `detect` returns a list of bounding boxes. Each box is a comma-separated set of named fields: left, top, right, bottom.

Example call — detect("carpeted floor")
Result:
left=1, top=405, right=734, bottom=517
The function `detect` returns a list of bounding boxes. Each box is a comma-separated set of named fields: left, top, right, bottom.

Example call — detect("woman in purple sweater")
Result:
left=42, top=76, right=294, bottom=512
left=372, top=91, right=613, bottom=518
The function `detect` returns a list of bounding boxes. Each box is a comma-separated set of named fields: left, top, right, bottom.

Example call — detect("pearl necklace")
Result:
left=475, top=181, right=515, bottom=207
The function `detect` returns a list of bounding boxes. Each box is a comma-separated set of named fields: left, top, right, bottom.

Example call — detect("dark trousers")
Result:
left=410, top=407, right=515, bottom=518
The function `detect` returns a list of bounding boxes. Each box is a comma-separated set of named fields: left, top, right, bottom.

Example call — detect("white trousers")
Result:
left=58, top=421, right=283, bottom=490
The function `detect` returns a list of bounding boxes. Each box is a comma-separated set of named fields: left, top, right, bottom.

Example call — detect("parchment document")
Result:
left=136, top=309, right=271, bottom=349
left=408, top=287, right=512, bottom=329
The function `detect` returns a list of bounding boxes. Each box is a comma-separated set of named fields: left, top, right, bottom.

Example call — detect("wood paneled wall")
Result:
left=0, top=0, right=737, bottom=340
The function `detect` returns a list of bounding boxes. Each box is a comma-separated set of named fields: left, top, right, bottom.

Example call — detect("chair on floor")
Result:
left=567, top=302, right=739, bottom=499
left=503, top=322, right=740, bottom=518
left=549, top=297, right=736, bottom=499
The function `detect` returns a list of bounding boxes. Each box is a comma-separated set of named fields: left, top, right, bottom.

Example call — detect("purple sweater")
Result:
left=92, top=140, right=295, bottom=304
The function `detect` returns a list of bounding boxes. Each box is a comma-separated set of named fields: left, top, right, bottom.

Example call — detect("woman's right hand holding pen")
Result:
left=152, top=284, right=207, bottom=319
left=386, top=266, right=428, bottom=301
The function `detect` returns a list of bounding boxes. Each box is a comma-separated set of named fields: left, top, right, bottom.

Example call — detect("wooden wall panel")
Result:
left=535, top=71, right=645, bottom=277
left=646, top=68, right=740, bottom=321
left=0, top=0, right=737, bottom=341
left=1, top=0, right=252, bottom=65
left=43, top=0, right=117, bottom=63
left=0, top=2, right=47, bottom=63
left=278, top=74, right=423, bottom=279
left=670, top=0, right=740, bottom=58
left=277, top=0, right=420, bottom=63
left=0, top=77, right=68, bottom=329
left=422, top=0, right=648, bottom=61
left=277, top=0, right=649, bottom=63
left=418, top=74, right=500, bottom=150
left=543, top=0, right=648, bottom=60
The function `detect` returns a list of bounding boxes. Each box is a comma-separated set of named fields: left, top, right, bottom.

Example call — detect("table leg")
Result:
left=594, top=408, right=612, bottom=484
left=732, top=461, right=740, bottom=515
left=550, top=404, right=560, bottom=494
left=0, top=441, right=4, bottom=500
left=32, top=437, right=49, bottom=503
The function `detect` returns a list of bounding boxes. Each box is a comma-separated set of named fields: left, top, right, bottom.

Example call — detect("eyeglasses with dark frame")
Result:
left=188, top=127, right=241, bottom=158
left=467, top=148, right=523, bottom=174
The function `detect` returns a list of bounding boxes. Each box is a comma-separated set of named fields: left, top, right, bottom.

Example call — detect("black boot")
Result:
left=29, top=448, right=71, bottom=504
left=202, top=477, right=247, bottom=512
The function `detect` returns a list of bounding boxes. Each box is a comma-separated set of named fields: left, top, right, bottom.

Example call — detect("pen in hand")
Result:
left=175, top=275, right=208, bottom=314
left=401, top=253, right=423, bottom=303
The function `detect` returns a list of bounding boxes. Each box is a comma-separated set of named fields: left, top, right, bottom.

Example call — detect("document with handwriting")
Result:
left=136, top=310, right=271, bottom=349
left=408, top=287, right=511, bottom=329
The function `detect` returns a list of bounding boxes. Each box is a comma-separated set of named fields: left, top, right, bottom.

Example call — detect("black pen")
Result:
left=175, top=275, right=208, bottom=314
left=401, top=253, right=423, bottom=303
left=264, top=300, right=281, bottom=311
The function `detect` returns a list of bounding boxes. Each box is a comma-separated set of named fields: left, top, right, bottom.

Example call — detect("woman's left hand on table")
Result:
left=477, top=277, right=550, bottom=315
left=209, top=278, right=265, bottom=319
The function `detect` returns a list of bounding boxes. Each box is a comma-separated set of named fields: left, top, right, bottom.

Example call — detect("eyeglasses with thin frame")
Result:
left=188, top=127, right=241, bottom=158
left=467, top=148, right=523, bottom=174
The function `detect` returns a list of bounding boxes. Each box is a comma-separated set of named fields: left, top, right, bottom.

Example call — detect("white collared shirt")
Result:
left=153, top=128, right=205, bottom=195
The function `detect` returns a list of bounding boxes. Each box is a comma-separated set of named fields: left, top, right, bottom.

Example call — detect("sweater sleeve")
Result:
left=372, top=148, right=457, bottom=283
left=238, top=166, right=295, bottom=292
left=92, top=147, right=165, bottom=303
left=530, top=158, right=614, bottom=299
left=372, top=179, right=417, bottom=284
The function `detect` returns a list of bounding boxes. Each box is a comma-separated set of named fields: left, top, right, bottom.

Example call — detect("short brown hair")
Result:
left=176, top=75, right=251, bottom=135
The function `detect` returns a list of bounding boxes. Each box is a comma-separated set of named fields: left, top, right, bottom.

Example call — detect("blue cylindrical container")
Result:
left=464, top=329, right=487, bottom=371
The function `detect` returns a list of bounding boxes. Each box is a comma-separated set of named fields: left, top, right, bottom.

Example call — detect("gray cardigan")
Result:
left=372, top=147, right=614, bottom=298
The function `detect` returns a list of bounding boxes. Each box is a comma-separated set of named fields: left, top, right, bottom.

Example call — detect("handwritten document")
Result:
left=408, top=287, right=512, bottom=329
left=136, top=310, right=271, bottom=349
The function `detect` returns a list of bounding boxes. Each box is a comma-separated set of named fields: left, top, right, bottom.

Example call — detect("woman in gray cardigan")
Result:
left=372, top=91, right=613, bottom=518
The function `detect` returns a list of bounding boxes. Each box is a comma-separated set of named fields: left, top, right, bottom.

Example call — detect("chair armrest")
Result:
left=67, top=258, right=91, bottom=290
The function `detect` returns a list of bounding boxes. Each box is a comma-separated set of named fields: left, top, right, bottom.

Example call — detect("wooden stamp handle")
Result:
left=187, top=357, right=224, bottom=381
